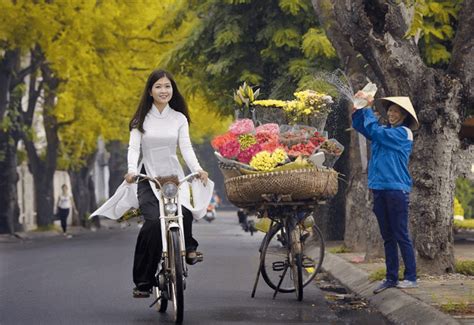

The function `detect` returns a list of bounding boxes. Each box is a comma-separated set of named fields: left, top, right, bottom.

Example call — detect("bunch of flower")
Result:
left=238, top=134, right=257, bottom=150
left=283, top=90, right=333, bottom=124
left=260, top=140, right=282, bottom=153
left=279, top=130, right=308, bottom=146
left=220, top=138, right=240, bottom=159
left=233, top=82, right=260, bottom=109
left=255, top=123, right=279, bottom=135
left=320, top=140, right=343, bottom=155
left=229, top=118, right=255, bottom=135
left=249, top=151, right=275, bottom=171
left=309, top=131, right=327, bottom=148
left=285, top=141, right=317, bottom=158
left=252, top=99, right=287, bottom=108
left=249, top=149, right=288, bottom=171
left=211, top=132, right=237, bottom=151
left=271, top=148, right=288, bottom=164
left=293, top=90, right=333, bottom=116
left=256, top=132, right=279, bottom=145
left=237, top=144, right=262, bottom=164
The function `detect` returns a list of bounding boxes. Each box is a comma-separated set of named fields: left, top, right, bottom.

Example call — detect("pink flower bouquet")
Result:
left=229, top=119, right=255, bottom=135
left=255, top=123, right=279, bottom=135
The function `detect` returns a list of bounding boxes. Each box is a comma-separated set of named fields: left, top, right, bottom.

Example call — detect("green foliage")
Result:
left=455, top=260, right=474, bottom=276
left=368, top=267, right=405, bottom=281
left=454, top=219, right=474, bottom=230
left=328, top=245, right=351, bottom=254
left=455, top=177, right=474, bottom=219
left=162, top=0, right=338, bottom=112
left=454, top=197, right=464, bottom=216
left=405, top=0, right=463, bottom=65
left=439, top=301, right=470, bottom=314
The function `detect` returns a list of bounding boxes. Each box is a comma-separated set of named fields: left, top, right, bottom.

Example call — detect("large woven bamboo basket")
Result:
left=224, top=168, right=338, bottom=206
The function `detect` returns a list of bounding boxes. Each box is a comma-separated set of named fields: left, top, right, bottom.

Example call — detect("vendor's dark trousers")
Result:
left=372, top=190, right=417, bottom=283
left=57, top=208, right=69, bottom=233
left=133, top=179, right=198, bottom=291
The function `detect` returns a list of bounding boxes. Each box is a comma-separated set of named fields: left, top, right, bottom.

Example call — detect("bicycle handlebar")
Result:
left=135, top=172, right=201, bottom=186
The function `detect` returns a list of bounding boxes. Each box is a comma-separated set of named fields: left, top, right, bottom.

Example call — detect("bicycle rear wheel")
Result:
left=260, top=223, right=324, bottom=293
left=169, top=229, right=184, bottom=323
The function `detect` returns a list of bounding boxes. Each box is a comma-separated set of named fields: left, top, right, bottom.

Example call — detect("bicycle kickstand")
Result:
left=273, top=264, right=289, bottom=300
left=251, top=251, right=265, bottom=298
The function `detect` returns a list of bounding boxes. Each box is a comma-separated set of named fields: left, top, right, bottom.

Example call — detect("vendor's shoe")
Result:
left=373, top=280, right=397, bottom=294
left=186, top=251, right=203, bottom=265
left=396, top=280, right=418, bottom=289
left=133, top=287, right=151, bottom=298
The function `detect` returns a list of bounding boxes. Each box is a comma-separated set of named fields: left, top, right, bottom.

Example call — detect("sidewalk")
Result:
left=323, top=234, right=474, bottom=325
left=0, top=219, right=122, bottom=243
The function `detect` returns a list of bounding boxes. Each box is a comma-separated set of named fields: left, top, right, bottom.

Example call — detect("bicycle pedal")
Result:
left=272, top=261, right=286, bottom=271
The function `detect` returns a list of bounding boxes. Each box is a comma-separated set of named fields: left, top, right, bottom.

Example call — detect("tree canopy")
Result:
left=161, top=0, right=338, bottom=112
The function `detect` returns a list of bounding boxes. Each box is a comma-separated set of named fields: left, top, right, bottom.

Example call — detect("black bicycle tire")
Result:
left=260, top=224, right=325, bottom=292
left=260, top=224, right=294, bottom=293
left=170, top=229, right=184, bottom=323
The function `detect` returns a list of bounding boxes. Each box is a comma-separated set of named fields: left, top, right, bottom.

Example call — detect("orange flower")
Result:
left=211, top=132, right=237, bottom=150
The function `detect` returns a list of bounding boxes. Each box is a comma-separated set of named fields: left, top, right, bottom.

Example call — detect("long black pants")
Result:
left=133, top=178, right=198, bottom=291
left=57, top=208, right=69, bottom=233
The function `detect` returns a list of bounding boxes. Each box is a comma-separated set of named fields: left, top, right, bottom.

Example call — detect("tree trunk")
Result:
left=106, top=140, right=127, bottom=196
left=312, top=0, right=473, bottom=273
left=0, top=49, right=22, bottom=234
left=0, top=130, right=21, bottom=234
left=24, top=63, right=60, bottom=227
left=69, top=153, right=99, bottom=228
left=311, top=1, right=384, bottom=256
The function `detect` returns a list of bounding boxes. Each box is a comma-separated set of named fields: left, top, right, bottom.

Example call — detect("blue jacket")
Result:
left=352, top=108, right=413, bottom=192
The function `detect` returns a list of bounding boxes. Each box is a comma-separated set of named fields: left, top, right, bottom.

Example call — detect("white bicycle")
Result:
left=135, top=172, right=201, bottom=324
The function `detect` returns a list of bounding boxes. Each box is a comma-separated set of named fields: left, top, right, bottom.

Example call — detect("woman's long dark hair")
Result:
left=129, top=69, right=190, bottom=132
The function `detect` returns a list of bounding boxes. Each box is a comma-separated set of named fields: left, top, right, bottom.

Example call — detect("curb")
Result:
left=322, top=252, right=460, bottom=325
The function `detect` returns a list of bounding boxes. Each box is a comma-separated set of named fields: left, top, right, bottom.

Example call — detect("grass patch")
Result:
left=454, top=219, right=474, bottom=230
left=439, top=301, right=471, bottom=314
left=33, top=224, right=60, bottom=232
left=328, top=245, right=351, bottom=254
left=455, top=260, right=474, bottom=276
left=368, top=267, right=405, bottom=281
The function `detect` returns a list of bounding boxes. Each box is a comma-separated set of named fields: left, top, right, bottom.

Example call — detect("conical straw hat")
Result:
left=377, top=97, right=419, bottom=130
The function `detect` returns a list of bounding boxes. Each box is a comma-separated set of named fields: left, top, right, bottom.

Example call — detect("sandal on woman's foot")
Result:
left=186, top=251, right=203, bottom=265
left=133, top=287, right=151, bottom=298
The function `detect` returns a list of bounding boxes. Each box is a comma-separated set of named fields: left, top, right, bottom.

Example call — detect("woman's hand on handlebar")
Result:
left=124, top=173, right=136, bottom=184
left=197, top=170, right=208, bottom=186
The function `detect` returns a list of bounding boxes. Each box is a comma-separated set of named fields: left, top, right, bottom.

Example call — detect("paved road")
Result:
left=1, top=210, right=388, bottom=324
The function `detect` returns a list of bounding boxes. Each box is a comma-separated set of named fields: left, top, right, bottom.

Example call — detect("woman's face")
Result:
left=150, top=77, right=173, bottom=106
left=387, top=104, right=407, bottom=126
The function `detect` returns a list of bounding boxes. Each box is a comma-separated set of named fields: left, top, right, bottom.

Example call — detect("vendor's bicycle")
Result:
left=134, top=172, right=201, bottom=324
left=250, top=197, right=325, bottom=301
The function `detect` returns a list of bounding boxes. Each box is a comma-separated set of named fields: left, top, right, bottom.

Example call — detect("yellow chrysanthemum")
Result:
left=238, top=134, right=257, bottom=150
left=250, top=151, right=278, bottom=171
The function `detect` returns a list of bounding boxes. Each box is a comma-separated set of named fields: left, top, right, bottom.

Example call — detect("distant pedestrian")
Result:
left=56, top=184, right=77, bottom=238
left=352, top=93, right=419, bottom=294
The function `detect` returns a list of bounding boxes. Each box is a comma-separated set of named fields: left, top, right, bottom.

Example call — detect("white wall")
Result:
left=17, top=162, right=74, bottom=231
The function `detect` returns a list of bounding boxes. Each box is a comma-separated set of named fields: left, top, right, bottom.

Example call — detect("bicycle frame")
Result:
left=136, top=172, right=200, bottom=277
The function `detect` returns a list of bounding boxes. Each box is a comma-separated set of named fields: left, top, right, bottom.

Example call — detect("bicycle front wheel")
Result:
left=169, top=228, right=184, bottom=323
left=261, top=223, right=325, bottom=293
